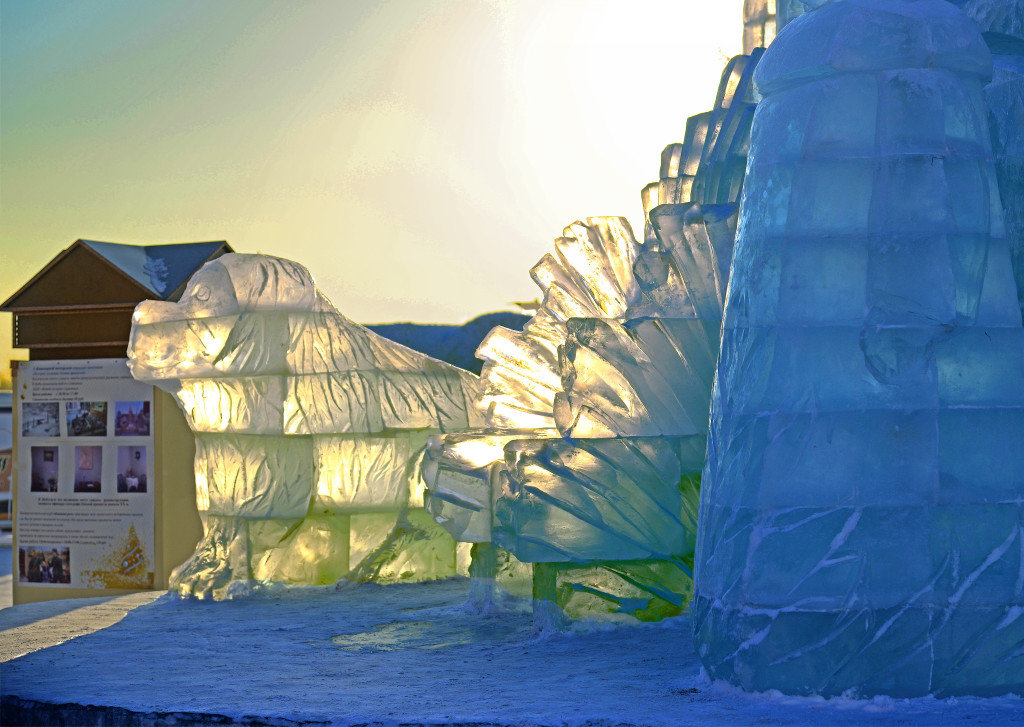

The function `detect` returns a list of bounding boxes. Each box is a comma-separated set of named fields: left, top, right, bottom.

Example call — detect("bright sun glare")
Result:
left=0, top=1, right=744, bottom=372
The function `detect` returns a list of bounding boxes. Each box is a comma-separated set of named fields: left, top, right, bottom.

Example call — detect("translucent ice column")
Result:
left=129, top=254, right=482, bottom=598
left=695, top=0, right=1024, bottom=697
left=962, top=0, right=1024, bottom=315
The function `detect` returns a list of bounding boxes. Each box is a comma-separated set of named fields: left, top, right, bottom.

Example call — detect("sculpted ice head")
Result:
left=128, top=254, right=321, bottom=384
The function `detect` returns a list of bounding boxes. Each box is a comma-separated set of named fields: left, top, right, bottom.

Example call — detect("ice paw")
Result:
left=168, top=517, right=253, bottom=600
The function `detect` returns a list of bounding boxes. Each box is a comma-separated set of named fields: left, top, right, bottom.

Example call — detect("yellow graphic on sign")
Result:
left=81, top=524, right=154, bottom=590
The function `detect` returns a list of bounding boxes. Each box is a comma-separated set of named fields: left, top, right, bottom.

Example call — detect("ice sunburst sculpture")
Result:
left=422, top=49, right=762, bottom=619
left=129, top=253, right=483, bottom=598
left=555, top=49, right=764, bottom=444
left=420, top=218, right=643, bottom=572
left=478, top=217, right=641, bottom=432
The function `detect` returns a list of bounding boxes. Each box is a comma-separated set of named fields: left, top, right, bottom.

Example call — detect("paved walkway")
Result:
left=0, top=590, right=163, bottom=662
left=0, top=539, right=163, bottom=662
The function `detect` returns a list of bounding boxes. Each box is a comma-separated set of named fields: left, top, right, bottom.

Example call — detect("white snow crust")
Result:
left=1, top=579, right=1021, bottom=726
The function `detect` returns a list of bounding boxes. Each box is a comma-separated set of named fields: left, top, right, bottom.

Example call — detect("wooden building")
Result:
left=2, top=239, right=231, bottom=604
left=1, top=239, right=231, bottom=360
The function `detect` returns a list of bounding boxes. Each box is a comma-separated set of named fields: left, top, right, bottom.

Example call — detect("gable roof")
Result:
left=1, top=239, right=232, bottom=310
left=80, top=240, right=228, bottom=298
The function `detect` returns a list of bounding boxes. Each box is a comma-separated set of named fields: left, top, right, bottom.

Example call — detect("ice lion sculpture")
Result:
left=129, top=253, right=483, bottom=598
left=422, top=49, right=762, bottom=620
left=695, top=0, right=1024, bottom=697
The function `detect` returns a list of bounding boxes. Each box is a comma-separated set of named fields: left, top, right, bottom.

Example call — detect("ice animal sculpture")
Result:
left=694, top=0, right=1024, bottom=697
left=128, top=253, right=483, bottom=598
left=422, top=51, right=762, bottom=619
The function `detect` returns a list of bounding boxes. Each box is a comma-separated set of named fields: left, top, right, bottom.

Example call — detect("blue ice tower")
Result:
left=693, top=0, right=1024, bottom=697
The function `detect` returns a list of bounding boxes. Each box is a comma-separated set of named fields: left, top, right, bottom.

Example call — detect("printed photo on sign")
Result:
left=66, top=402, right=108, bottom=437
left=74, top=446, right=103, bottom=493
left=30, top=446, right=59, bottom=492
left=19, top=546, right=71, bottom=584
left=114, top=401, right=151, bottom=437
left=117, top=446, right=147, bottom=493
left=21, top=402, right=60, bottom=437
left=17, top=360, right=157, bottom=594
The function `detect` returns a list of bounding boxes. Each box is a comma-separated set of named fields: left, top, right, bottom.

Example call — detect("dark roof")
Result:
left=1, top=239, right=232, bottom=310
left=80, top=240, right=228, bottom=298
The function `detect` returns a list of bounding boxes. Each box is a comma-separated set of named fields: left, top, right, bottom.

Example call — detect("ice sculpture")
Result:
left=421, top=217, right=642, bottom=551
left=422, top=217, right=706, bottom=618
left=959, top=0, right=1024, bottom=316
left=743, top=0, right=805, bottom=55
left=694, top=0, right=1024, bottom=697
left=422, top=51, right=763, bottom=619
left=128, top=253, right=483, bottom=598
left=487, top=217, right=694, bottom=565
left=422, top=219, right=647, bottom=610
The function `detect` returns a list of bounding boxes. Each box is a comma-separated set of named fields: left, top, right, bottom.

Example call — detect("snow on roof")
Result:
left=81, top=240, right=226, bottom=299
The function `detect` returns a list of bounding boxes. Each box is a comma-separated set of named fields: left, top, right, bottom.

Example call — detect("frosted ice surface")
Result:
left=641, top=51, right=761, bottom=220
left=425, top=213, right=714, bottom=567
left=345, top=509, right=460, bottom=583
left=492, top=215, right=724, bottom=568
left=545, top=558, right=696, bottom=622
left=423, top=211, right=717, bottom=572
left=694, top=0, right=1024, bottom=697
left=953, top=0, right=1024, bottom=38
left=494, top=436, right=705, bottom=563
left=129, top=254, right=482, bottom=598
left=556, top=318, right=716, bottom=438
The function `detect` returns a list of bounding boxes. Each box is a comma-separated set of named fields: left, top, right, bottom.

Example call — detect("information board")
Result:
left=16, top=359, right=155, bottom=590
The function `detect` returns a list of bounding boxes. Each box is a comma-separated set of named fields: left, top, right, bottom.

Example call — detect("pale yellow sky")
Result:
left=1, top=0, right=745, bottom=375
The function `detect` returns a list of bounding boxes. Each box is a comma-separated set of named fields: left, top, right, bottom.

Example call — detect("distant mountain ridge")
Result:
left=368, top=312, right=529, bottom=375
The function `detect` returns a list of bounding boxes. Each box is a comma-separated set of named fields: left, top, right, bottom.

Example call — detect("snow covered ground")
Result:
left=1, top=578, right=1022, bottom=726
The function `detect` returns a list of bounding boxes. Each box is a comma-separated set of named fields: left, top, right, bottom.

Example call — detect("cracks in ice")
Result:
left=783, top=509, right=863, bottom=600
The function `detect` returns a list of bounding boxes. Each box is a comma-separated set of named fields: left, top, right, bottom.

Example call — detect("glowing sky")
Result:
left=1, top=0, right=744, bottom=370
